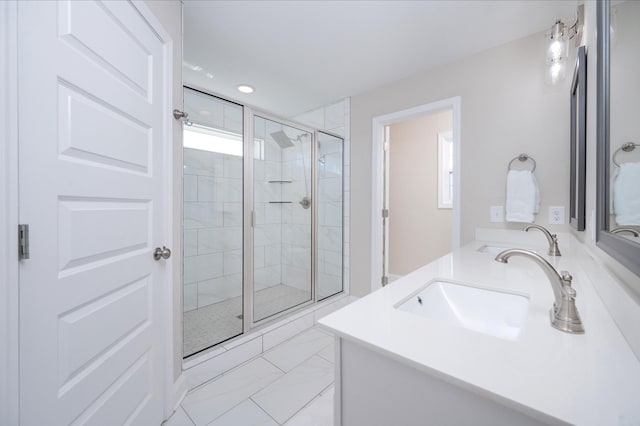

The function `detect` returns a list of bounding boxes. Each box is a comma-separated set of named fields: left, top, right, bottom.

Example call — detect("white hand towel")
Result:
left=505, top=170, right=540, bottom=223
left=613, top=162, right=640, bottom=225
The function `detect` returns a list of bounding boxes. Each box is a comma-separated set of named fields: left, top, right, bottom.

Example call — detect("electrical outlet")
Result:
left=490, top=206, right=504, bottom=223
left=549, top=206, right=565, bottom=225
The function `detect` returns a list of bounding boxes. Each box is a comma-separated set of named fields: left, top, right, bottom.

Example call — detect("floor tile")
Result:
left=262, top=313, right=315, bottom=350
left=207, top=399, right=277, bottom=426
left=182, top=358, right=283, bottom=425
left=316, top=342, right=335, bottom=364
left=251, top=355, right=334, bottom=424
left=185, top=336, right=262, bottom=390
left=163, top=406, right=195, bottom=426
left=263, top=328, right=333, bottom=372
left=284, top=387, right=335, bottom=426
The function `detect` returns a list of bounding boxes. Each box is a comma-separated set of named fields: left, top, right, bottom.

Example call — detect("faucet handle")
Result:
left=560, top=270, right=573, bottom=283
left=549, top=235, right=562, bottom=257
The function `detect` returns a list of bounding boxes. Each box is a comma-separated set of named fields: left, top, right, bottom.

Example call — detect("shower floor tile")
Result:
left=184, top=284, right=311, bottom=356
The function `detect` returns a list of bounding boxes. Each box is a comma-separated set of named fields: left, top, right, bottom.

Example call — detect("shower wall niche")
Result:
left=182, top=87, right=344, bottom=358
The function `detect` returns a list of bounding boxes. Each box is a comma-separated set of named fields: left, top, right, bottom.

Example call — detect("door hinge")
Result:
left=382, top=209, right=389, bottom=218
left=18, top=224, right=30, bottom=260
left=382, top=275, right=389, bottom=286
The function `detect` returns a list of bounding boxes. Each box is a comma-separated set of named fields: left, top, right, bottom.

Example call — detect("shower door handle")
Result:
left=153, top=246, right=171, bottom=261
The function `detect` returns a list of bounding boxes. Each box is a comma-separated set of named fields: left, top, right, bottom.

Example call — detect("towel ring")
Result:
left=508, top=154, right=536, bottom=172
left=612, top=142, right=638, bottom=167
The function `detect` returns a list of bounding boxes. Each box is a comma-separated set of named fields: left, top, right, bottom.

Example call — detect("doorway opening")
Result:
left=372, top=97, right=461, bottom=292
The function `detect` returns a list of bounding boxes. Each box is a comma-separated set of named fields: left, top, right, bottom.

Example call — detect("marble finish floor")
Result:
left=184, top=285, right=312, bottom=356
left=167, top=326, right=335, bottom=426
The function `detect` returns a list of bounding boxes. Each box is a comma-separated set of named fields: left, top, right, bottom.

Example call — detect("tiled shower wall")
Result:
left=294, top=98, right=351, bottom=295
left=253, top=117, right=312, bottom=296
left=183, top=149, right=243, bottom=312
left=183, top=89, right=244, bottom=313
left=183, top=95, right=350, bottom=313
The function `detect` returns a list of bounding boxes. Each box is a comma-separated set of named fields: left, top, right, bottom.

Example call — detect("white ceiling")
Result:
left=183, top=0, right=577, bottom=117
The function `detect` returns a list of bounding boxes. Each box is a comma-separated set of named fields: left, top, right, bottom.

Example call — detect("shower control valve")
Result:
left=299, top=197, right=311, bottom=209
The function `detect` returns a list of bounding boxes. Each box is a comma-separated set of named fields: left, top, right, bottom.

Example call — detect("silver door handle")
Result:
left=153, top=246, right=171, bottom=260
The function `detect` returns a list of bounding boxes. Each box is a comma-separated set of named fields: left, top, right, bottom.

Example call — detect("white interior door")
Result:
left=18, top=1, right=169, bottom=424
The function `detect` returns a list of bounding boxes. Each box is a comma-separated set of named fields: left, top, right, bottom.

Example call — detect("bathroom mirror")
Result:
left=596, top=0, right=640, bottom=277
left=570, top=45, right=586, bottom=231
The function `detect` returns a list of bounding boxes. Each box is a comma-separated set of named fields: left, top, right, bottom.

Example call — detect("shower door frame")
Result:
left=243, top=108, right=322, bottom=330
left=180, top=85, right=345, bottom=358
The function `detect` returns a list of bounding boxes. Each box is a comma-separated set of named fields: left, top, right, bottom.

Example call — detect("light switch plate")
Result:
left=490, top=206, right=504, bottom=223
left=549, top=206, right=565, bottom=225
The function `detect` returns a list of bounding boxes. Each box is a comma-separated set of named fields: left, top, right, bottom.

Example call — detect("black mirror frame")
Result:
left=596, top=0, right=640, bottom=277
left=570, top=45, right=587, bottom=231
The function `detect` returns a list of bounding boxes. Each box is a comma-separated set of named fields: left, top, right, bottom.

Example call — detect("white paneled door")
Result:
left=18, top=1, right=170, bottom=424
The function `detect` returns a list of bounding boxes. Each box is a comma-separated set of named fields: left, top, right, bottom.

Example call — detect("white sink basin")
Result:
left=395, top=280, right=529, bottom=341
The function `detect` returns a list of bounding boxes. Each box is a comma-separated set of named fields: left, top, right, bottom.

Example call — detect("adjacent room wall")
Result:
left=388, top=111, right=453, bottom=276
left=350, top=30, right=573, bottom=297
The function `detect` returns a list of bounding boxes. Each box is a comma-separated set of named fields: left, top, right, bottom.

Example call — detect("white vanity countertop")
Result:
left=319, top=238, right=640, bottom=425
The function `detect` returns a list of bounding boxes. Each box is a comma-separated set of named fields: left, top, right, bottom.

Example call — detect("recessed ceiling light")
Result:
left=237, top=84, right=254, bottom=94
left=183, top=62, right=203, bottom=72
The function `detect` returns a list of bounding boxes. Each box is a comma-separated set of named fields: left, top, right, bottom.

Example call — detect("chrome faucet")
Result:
left=524, top=224, right=561, bottom=256
left=495, top=249, right=584, bottom=334
left=611, top=227, right=640, bottom=237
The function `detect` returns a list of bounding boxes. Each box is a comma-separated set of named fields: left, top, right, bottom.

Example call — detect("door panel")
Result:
left=316, top=131, right=344, bottom=300
left=182, top=88, right=245, bottom=357
left=253, top=116, right=313, bottom=322
left=18, top=1, right=168, bottom=424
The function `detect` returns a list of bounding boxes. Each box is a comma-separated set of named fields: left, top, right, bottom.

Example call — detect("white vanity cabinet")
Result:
left=335, top=338, right=550, bottom=426
left=319, top=238, right=640, bottom=426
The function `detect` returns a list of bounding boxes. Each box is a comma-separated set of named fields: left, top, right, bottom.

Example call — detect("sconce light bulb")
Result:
left=549, top=40, right=564, bottom=60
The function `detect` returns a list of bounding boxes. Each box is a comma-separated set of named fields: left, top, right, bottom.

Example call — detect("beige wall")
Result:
left=350, top=31, right=573, bottom=297
left=143, top=0, right=183, bottom=381
left=388, top=111, right=453, bottom=276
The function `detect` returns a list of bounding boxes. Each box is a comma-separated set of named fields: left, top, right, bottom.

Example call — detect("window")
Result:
left=438, top=131, right=453, bottom=209
left=183, top=123, right=242, bottom=156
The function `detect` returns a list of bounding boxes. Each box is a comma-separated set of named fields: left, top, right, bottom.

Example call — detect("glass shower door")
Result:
left=182, top=87, right=244, bottom=357
left=317, top=131, right=344, bottom=300
left=253, top=116, right=313, bottom=322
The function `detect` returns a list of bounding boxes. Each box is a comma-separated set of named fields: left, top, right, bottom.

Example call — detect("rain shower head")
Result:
left=270, top=131, right=295, bottom=149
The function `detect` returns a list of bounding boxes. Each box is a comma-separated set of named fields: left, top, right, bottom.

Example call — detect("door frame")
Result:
left=132, top=1, right=176, bottom=419
left=1, top=1, right=176, bottom=421
left=370, top=97, right=461, bottom=293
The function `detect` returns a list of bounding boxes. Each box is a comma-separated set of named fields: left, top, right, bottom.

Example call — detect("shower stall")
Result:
left=181, top=87, right=344, bottom=358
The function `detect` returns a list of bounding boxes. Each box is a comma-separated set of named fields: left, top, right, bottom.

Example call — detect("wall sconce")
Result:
left=544, top=5, right=584, bottom=85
